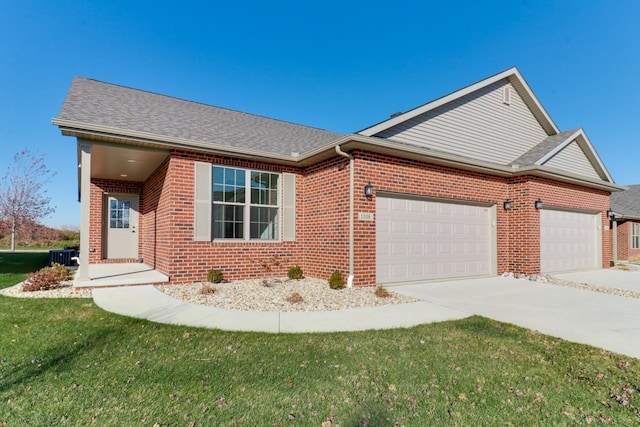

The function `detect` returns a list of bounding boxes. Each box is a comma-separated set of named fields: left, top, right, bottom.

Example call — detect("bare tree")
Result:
left=0, top=150, right=56, bottom=251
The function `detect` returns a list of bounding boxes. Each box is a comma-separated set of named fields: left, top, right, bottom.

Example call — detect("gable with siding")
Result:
left=372, top=79, right=549, bottom=166
left=541, top=141, right=602, bottom=180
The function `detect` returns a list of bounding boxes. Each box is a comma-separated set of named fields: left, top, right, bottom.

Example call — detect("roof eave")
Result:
left=614, top=214, right=640, bottom=221
left=52, top=118, right=306, bottom=166
left=54, top=119, right=623, bottom=192
left=513, top=165, right=625, bottom=192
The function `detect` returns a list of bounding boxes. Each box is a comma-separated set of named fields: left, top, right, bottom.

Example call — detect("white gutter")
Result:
left=334, top=145, right=354, bottom=288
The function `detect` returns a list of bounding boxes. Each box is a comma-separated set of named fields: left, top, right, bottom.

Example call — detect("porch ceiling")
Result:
left=88, top=144, right=170, bottom=182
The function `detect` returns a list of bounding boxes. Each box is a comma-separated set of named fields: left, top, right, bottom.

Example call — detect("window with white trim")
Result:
left=632, top=223, right=640, bottom=249
left=212, top=166, right=279, bottom=240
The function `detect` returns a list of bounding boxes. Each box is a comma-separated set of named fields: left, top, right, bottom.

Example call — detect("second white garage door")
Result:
left=376, top=196, right=495, bottom=284
left=540, top=209, right=601, bottom=273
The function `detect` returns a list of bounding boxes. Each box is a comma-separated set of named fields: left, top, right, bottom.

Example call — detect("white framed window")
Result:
left=632, top=223, right=640, bottom=249
left=212, top=166, right=280, bottom=240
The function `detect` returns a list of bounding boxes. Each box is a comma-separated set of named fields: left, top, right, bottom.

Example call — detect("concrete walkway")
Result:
left=92, top=276, right=640, bottom=359
left=91, top=285, right=469, bottom=333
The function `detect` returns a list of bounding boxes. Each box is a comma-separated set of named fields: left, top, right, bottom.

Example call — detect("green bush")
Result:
left=207, top=269, right=224, bottom=284
left=287, top=265, right=303, bottom=280
left=329, top=270, right=345, bottom=290
left=21, top=263, right=71, bottom=292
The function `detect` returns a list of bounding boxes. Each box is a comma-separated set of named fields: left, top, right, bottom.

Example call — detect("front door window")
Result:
left=110, top=199, right=131, bottom=229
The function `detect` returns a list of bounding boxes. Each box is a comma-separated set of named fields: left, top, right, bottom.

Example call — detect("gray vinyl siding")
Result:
left=282, top=173, right=296, bottom=241
left=375, top=80, right=548, bottom=165
left=193, top=162, right=212, bottom=241
left=542, top=141, right=602, bottom=180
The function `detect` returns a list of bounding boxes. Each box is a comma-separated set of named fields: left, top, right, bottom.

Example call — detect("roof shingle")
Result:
left=611, top=184, right=640, bottom=219
left=508, top=129, right=579, bottom=166
left=56, top=77, right=343, bottom=156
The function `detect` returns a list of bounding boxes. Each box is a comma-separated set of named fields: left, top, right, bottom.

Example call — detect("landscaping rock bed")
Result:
left=157, top=277, right=418, bottom=312
left=0, top=281, right=91, bottom=298
left=502, top=268, right=640, bottom=300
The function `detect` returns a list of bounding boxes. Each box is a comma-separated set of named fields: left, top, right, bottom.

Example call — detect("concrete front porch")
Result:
left=74, top=263, right=169, bottom=288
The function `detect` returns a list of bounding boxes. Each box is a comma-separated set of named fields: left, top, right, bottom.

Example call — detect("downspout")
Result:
left=612, top=218, right=618, bottom=264
left=335, top=145, right=354, bottom=288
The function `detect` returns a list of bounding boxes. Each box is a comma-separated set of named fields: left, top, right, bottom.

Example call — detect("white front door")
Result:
left=105, top=194, right=139, bottom=259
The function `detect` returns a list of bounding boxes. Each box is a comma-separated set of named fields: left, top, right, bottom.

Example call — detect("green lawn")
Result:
left=1, top=254, right=639, bottom=425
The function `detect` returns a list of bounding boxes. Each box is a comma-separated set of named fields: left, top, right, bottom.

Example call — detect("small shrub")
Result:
left=199, top=284, right=216, bottom=295
left=207, top=269, right=224, bottom=284
left=21, top=263, right=70, bottom=292
left=329, top=270, right=345, bottom=290
left=286, top=292, right=304, bottom=304
left=287, top=265, right=303, bottom=280
left=375, top=286, right=392, bottom=298
left=610, top=260, right=616, bottom=267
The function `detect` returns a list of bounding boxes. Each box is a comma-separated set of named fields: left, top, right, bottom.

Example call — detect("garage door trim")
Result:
left=538, top=204, right=601, bottom=215
left=377, top=190, right=494, bottom=208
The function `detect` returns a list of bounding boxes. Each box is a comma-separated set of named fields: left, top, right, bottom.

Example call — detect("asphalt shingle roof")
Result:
left=56, top=77, right=344, bottom=156
left=508, top=129, right=579, bottom=166
left=611, top=184, right=640, bottom=219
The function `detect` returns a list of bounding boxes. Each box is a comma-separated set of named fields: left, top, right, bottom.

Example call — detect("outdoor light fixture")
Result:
left=534, top=199, right=543, bottom=209
left=607, top=209, right=616, bottom=220
left=364, top=182, right=374, bottom=197
left=503, top=199, right=512, bottom=210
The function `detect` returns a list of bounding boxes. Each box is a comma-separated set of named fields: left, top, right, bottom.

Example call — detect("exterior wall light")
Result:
left=607, top=209, right=616, bottom=220
left=503, top=199, right=512, bottom=210
left=364, top=182, right=374, bottom=198
left=534, top=199, right=543, bottom=209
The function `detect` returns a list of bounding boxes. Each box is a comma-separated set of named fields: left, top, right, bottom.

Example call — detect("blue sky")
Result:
left=1, top=1, right=639, bottom=228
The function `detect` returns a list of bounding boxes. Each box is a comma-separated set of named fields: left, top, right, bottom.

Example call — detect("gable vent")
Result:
left=502, top=86, right=511, bottom=105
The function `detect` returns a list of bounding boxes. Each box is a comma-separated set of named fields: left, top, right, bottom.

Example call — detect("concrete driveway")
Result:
left=554, top=269, right=640, bottom=293
left=393, top=276, right=640, bottom=360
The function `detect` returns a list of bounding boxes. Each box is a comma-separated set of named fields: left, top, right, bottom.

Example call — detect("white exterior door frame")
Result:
left=103, top=193, right=140, bottom=259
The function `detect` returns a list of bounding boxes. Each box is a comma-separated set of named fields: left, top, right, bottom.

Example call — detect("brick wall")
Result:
left=140, top=150, right=304, bottom=284
left=352, top=151, right=509, bottom=285
left=300, top=156, right=350, bottom=281
left=88, top=149, right=613, bottom=286
left=88, top=179, right=143, bottom=263
left=525, top=176, right=611, bottom=269
left=616, top=220, right=640, bottom=262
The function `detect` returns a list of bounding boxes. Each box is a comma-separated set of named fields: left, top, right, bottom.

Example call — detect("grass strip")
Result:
left=1, top=253, right=639, bottom=425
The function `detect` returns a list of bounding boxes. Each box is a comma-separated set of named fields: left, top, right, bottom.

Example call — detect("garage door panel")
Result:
left=540, top=210, right=600, bottom=273
left=376, top=197, right=494, bottom=284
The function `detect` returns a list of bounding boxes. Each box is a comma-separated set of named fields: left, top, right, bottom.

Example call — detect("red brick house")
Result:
left=52, top=67, right=623, bottom=286
left=610, top=185, right=640, bottom=263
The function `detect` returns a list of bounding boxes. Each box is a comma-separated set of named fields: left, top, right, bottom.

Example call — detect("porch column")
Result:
left=79, top=142, right=91, bottom=281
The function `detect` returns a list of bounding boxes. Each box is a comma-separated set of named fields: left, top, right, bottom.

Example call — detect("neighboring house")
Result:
left=610, top=185, right=640, bottom=262
left=52, top=67, right=623, bottom=287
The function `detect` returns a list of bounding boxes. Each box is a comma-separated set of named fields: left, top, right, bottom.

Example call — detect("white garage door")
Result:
left=376, top=196, right=495, bottom=284
left=540, top=209, right=601, bottom=273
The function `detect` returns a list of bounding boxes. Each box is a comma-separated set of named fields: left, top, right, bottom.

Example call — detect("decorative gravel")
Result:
left=503, top=268, right=640, bottom=300
left=156, top=277, right=419, bottom=312
left=0, top=281, right=92, bottom=298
